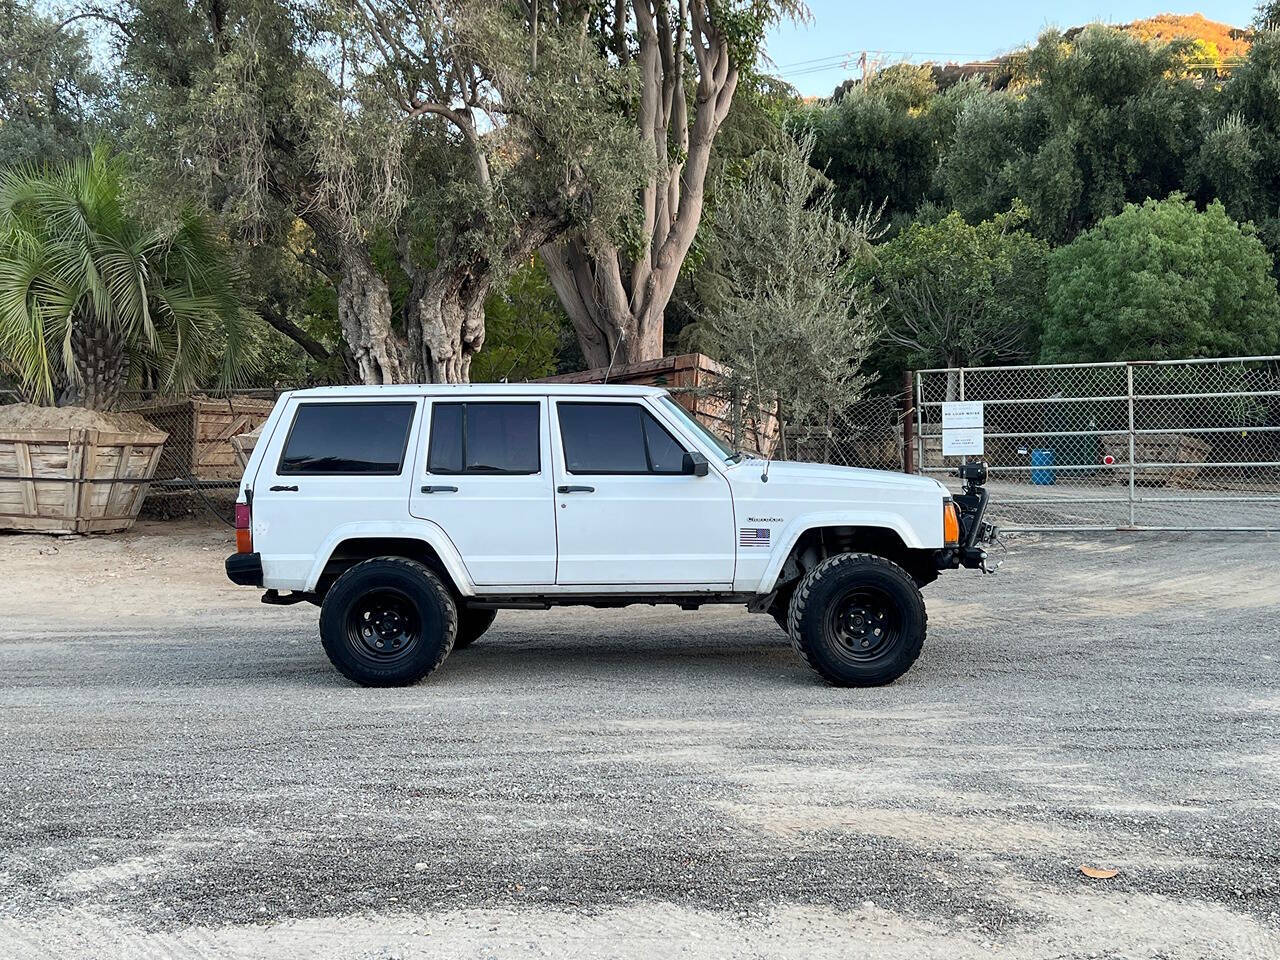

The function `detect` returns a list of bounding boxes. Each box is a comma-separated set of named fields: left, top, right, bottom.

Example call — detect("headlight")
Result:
left=943, top=500, right=961, bottom=546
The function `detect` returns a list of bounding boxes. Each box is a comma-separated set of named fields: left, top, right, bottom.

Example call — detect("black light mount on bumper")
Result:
left=938, top=461, right=1000, bottom=574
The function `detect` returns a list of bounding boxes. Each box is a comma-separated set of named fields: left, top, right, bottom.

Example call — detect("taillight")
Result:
left=235, top=501, right=253, bottom=554
left=943, top=500, right=960, bottom=546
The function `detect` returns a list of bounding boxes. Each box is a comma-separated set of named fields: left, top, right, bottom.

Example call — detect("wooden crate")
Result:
left=538, top=353, right=778, bottom=455
left=0, top=427, right=167, bottom=534
left=129, top=396, right=275, bottom=481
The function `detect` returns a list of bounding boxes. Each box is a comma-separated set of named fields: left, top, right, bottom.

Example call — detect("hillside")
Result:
left=838, top=12, right=1253, bottom=96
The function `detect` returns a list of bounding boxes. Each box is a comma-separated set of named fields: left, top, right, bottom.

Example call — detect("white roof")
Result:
left=287, top=382, right=669, bottom=399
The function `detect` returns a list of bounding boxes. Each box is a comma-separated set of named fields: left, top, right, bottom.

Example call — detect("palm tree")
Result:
left=0, top=147, right=252, bottom=410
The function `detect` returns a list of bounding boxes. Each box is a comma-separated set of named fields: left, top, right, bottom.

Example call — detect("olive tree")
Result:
left=695, top=135, right=879, bottom=449
left=113, top=0, right=646, bottom=383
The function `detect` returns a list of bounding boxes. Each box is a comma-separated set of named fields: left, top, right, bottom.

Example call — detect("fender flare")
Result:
left=754, top=511, right=928, bottom=594
left=305, top=520, right=476, bottom=596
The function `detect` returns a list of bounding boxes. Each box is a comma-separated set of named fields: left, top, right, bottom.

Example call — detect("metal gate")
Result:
left=913, top=356, right=1280, bottom=531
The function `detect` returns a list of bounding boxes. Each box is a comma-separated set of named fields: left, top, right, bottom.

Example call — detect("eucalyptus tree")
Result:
left=539, top=0, right=803, bottom=368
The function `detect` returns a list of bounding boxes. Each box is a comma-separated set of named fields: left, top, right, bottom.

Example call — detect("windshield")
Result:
left=659, top=395, right=739, bottom=463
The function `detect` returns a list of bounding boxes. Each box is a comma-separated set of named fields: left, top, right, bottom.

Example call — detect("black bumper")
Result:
left=225, top=552, right=264, bottom=587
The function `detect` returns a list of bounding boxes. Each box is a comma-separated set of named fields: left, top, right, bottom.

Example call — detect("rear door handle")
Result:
left=421, top=485, right=459, bottom=494
left=269, top=485, right=298, bottom=492
left=557, top=485, right=595, bottom=494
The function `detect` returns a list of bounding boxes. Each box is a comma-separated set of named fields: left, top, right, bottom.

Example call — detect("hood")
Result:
left=731, top=458, right=948, bottom=494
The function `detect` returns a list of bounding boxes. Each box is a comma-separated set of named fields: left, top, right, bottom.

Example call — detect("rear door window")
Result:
left=278, top=402, right=416, bottom=475
left=427, top=402, right=541, bottom=474
left=557, top=402, right=687, bottom=474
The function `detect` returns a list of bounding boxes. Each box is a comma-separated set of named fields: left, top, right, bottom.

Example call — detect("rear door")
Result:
left=251, top=398, right=420, bottom=590
left=408, top=398, right=556, bottom=586
left=550, top=399, right=735, bottom=587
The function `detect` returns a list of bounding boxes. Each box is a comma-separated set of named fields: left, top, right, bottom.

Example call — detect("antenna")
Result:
left=602, top=330, right=627, bottom=384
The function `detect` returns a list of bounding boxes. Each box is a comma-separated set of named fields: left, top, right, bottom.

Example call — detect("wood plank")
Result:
left=12, top=440, right=37, bottom=516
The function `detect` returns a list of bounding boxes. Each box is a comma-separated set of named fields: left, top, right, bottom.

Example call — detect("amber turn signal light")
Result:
left=943, top=501, right=961, bottom=546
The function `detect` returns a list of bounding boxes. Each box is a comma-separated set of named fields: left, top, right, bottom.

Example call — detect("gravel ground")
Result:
left=0, top=522, right=1278, bottom=959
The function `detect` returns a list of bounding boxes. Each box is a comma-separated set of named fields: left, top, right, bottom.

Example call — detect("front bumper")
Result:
left=937, top=478, right=999, bottom=573
left=225, top=552, right=264, bottom=587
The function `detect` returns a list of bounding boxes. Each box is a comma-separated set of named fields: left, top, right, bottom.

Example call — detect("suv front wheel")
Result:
left=319, top=557, right=458, bottom=687
left=787, top=553, right=927, bottom=687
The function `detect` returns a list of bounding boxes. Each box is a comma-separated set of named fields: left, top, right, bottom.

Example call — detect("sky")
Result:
left=765, top=2, right=1262, bottom=97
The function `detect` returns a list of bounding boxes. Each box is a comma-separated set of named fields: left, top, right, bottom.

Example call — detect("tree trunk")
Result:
left=336, top=244, right=407, bottom=385
left=60, top=311, right=128, bottom=411
left=402, top=266, right=487, bottom=384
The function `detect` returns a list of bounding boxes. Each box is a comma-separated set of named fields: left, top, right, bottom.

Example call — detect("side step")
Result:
left=261, top=589, right=316, bottom=606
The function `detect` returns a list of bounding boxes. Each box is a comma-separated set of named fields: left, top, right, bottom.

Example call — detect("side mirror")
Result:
left=682, top=450, right=710, bottom=477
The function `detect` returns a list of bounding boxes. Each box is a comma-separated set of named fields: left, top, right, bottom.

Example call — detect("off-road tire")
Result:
left=787, top=553, right=927, bottom=687
left=319, top=557, right=457, bottom=687
left=453, top=608, right=498, bottom=650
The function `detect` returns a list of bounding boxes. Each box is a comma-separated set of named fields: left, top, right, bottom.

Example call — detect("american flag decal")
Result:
left=739, top=527, right=771, bottom=548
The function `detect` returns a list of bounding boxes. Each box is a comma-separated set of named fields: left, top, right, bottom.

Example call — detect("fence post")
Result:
left=1126, top=363, right=1136, bottom=527
left=902, top=370, right=916, bottom=474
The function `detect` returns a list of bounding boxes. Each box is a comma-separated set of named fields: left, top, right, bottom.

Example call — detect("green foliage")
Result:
left=471, top=257, right=571, bottom=383
left=0, top=0, right=110, bottom=167
left=940, top=26, right=1205, bottom=243
left=1042, top=196, right=1280, bottom=363
left=796, top=65, right=954, bottom=225
left=1191, top=30, right=1280, bottom=276
left=869, top=205, right=1049, bottom=377
left=0, top=147, right=254, bottom=405
left=695, top=134, right=878, bottom=436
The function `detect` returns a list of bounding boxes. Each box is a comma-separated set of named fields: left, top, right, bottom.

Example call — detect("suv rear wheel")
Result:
left=454, top=608, right=497, bottom=649
left=787, top=553, right=926, bottom=687
left=319, top=557, right=457, bottom=687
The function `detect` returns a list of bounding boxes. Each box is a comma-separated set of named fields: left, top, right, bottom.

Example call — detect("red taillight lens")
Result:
left=235, top=502, right=253, bottom=553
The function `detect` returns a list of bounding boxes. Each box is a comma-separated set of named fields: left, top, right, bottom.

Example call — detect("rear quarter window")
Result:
left=278, top=402, right=416, bottom=475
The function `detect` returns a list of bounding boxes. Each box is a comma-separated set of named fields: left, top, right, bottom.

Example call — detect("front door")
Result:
left=550, top=399, right=735, bottom=587
left=408, top=398, right=557, bottom=586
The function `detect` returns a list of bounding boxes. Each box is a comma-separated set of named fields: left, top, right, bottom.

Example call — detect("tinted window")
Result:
left=643, top=414, right=686, bottom=473
left=427, top=402, right=540, bottom=474
left=279, top=402, right=415, bottom=475
left=558, top=403, right=687, bottom=474
left=426, top=404, right=463, bottom=473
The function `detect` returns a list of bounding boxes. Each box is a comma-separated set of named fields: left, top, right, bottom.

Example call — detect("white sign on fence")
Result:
left=941, top=401, right=984, bottom=456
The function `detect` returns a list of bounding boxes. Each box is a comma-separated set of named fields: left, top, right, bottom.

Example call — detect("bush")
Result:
left=1042, top=196, right=1280, bottom=363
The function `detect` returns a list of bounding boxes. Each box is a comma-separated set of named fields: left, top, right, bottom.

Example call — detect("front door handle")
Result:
left=557, top=485, right=595, bottom=494
left=421, top=485, right=459, bottom=494
left=269, top=485, right=298, bottom=492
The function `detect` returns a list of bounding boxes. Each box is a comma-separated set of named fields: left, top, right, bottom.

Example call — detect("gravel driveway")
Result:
left=0, top=522, right=1277, bottom=959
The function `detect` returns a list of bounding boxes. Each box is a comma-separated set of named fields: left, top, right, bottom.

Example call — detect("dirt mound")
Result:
left=0, top=402, right=164, bottom=435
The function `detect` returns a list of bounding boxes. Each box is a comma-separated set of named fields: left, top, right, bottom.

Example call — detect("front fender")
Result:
left=753, top=511, right=932, bottom=594
left=304, top=519, right=476, bottom=596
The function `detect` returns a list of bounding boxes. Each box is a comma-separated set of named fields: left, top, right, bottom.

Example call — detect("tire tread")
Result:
left=786, top=552, right=927, bottom=686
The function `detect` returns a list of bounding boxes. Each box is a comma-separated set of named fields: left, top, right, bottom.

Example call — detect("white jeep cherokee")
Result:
left=226, top=384, right=994, bottom=688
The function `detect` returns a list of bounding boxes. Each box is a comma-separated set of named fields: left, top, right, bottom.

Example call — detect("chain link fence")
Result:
left=914, top=356, right=1280, bottom=531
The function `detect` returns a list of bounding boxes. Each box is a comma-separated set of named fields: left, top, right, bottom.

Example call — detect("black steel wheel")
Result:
left=823, top=585, right=902, bottom=664
left=320, top=557, right=457, bottom=687
left=788, top=553, right=926, bottom=687
left=345, top=587, right=422, bottom=662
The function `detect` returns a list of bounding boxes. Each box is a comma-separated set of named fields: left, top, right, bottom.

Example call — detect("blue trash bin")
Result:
left=1030, top=448, right=1055, bottom=485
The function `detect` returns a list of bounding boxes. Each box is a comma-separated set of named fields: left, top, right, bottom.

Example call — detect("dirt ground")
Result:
left=1, top=520, right=1278, bottom=959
